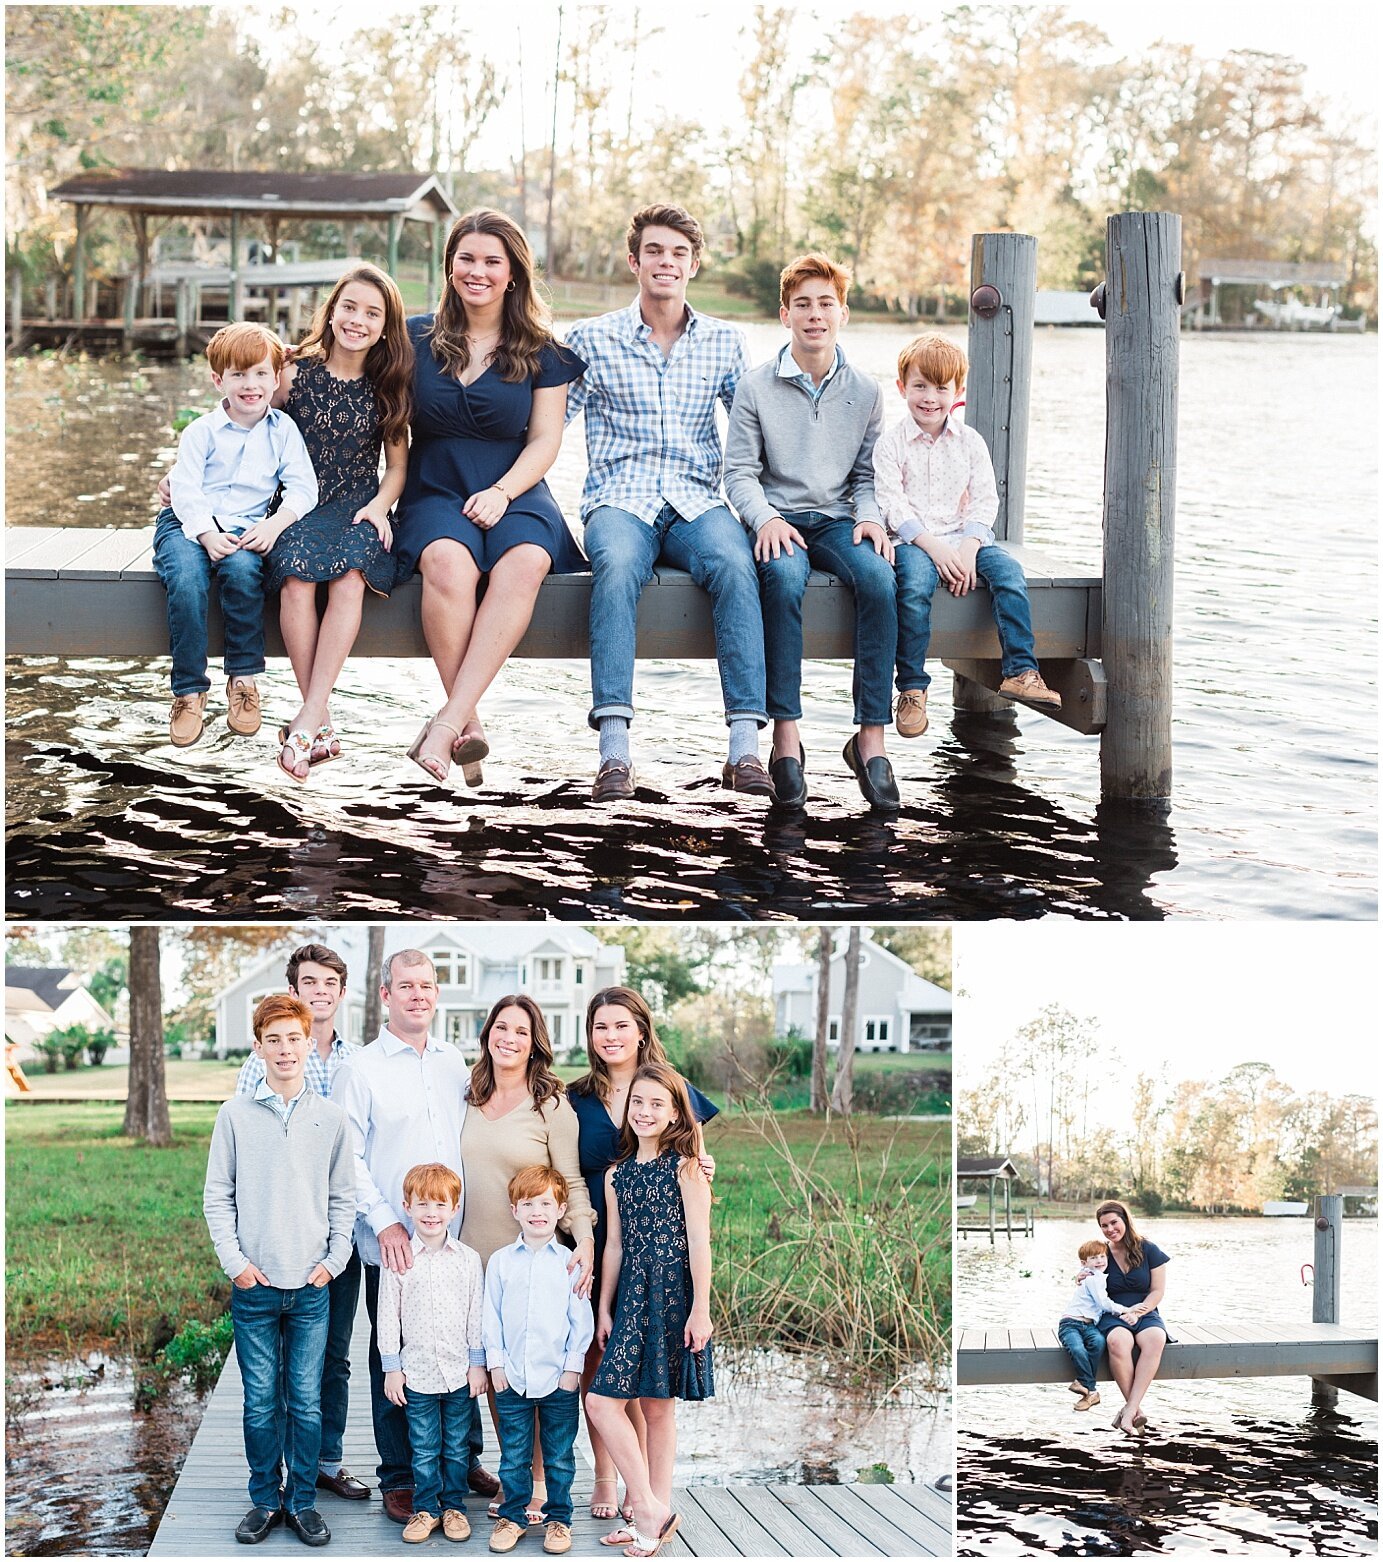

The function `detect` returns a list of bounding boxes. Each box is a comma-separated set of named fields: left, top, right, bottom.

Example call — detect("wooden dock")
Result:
left=150, top=1309, right=951, bottom=1557
left=5, top=525, right=1107, bottom=735
left=956, top=1321, right=1378, bottom=1399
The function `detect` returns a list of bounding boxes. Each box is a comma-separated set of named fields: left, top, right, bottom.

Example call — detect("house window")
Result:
left=575, top=964, right=585, bottom=986
left=535, top=957, right=563, bottom=984
left=827, top=1016, right=841, bottom=1043
left=430, top=952, right=469, bottom=987
left=863, top=1017, right=891, bottom=1046
left=445, top=1011, right=476, bottom=1051
left=550, top=1013, right=564, bottom=1046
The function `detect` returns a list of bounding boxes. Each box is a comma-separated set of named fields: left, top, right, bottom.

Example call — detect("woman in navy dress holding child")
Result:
left=395, top=209, right=586, bottom=788
left=1092, top=1199, right=1171, bottom=1435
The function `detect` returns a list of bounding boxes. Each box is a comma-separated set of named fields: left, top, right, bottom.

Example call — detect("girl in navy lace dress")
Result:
left=266, top=264, right=414, bottom=781
left=585, top=1062, right=712, bottom=1559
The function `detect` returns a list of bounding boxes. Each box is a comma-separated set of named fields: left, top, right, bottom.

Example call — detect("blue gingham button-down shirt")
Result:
left=237, top=1033, right=359, bottom=1101
left=564, top=298, right=749, bottom=524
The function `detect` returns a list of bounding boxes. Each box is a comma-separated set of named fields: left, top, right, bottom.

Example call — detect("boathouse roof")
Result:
left=956, top=1156, right=1021, bottom=1180
left=1199, top=257, right=1346, bottom=286
left=49, top=170, right=458, bottom=223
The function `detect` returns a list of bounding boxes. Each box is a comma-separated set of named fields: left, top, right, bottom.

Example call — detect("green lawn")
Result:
left=18, top=1057, right=245, bottom=1099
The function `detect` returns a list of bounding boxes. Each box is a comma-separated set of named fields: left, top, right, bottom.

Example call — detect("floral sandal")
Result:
left=310, top=723, right=342, bottom=765
left=277, top=729, right=313, bottom=784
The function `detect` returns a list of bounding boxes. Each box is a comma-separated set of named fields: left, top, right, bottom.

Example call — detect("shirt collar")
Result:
left=410, top=1231, right=462, bottom=1256
left=378, top=1025, right=440, bottom=1055
left=777, top=342, right=842, bottom=384
left=902, top=413, right=956, bottom=443
left=254, top=1077, right=308, bottom=1106
left=211, top=401, right=280, bottom=432
left=509, top=1232, right=565, bottom=1257
left=626, top=296, right=696, bottom=342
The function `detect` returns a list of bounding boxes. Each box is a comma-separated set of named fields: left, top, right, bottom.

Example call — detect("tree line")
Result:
left=6, top=4, right=1376, bottom=317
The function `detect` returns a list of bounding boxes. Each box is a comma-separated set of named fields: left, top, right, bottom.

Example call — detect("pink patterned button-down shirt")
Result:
left=872, top=413, right=998, bottom=546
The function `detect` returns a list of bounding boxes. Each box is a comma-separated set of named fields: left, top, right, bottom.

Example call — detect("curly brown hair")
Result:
left=294, top=264, right=414, bottom=446
left=469, top=994, right=563, bottom=1113
left=430, top=210, right=552, bottom=385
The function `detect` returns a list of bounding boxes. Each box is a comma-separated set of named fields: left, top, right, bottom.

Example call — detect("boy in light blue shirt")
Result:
left=155, top=320, right=317, bottom=748
left=483, top=1166, right=594, bottom=1555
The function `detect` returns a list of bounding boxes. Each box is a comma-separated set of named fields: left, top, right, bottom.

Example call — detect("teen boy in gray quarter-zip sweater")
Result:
left=723, top=251, right=902, bottom=815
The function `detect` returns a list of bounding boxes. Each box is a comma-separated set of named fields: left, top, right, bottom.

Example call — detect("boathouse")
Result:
left=1191, top=256, right=1353, bottom=330
left=956, top=1155, right=1031, bottom=1242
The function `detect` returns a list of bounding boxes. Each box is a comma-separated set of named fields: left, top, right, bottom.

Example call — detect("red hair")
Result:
left=252, top=993, right=311, bottom=1042
left=207, top=321, right=284, bottom=375
left=897, top=333, right=967, bottom=392
left=508, top=1165, right=570, bottom=1204
left=403, top=1163, right=463, bottom=1207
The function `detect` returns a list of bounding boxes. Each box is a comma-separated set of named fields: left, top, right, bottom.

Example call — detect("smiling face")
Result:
left=213, top=352, right=278, bottom=424
left=405, top=1191, right=459, bottom=1245
left=1084, top=1250, right=1109, bottom=1272
left=450, top=229, right=513, bottom=316
left=591, top=1003, right=643, bottom=1069
left=900, top=368, right=960, bottom=436
left=253, top=1018, right=310, bottom=1092
left=488, top=1004, right=534, bottom=1072
left=1098, top=1209, right=1127, bottom=1245
left=781, top=276, right=848, bottom=359
left=512, top=1189, right=566, bottom=1243
left=627, top=1078, right=680, bottom=1142
left=329, top=279, right=388, bottom=354
left=290, top=960, right=343, bottom=1028
left=629, top=225, right=699, bottom=306
left=383, top=961, right=438, bottom=1031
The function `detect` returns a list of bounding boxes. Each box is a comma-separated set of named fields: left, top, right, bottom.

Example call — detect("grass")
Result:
left=18, top=1057, right=244, bottom=1099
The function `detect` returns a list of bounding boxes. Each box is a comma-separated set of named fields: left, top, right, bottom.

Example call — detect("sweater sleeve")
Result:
left=324, top=1114, right=356, bottom=1277
left=848, top=382, right=885, bottom=527
left=378, top=1267, right=404, bottom=1374
left=547, top=1098, right=595, bottom=1247
left=722, top=378, right=776, bottom=532
left=203, top=1104, right=250, bottom=1280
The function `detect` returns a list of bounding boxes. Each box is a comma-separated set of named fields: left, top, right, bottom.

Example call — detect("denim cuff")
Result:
left=588, top=702, right=636, bottom=729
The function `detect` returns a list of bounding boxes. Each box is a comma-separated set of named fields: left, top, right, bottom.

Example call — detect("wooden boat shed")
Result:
left=1192, top=256, right=1350, bottom=329
left=957, top=1155, right=1032, bottom=1242
left=29, top=169, right=458, bottom=351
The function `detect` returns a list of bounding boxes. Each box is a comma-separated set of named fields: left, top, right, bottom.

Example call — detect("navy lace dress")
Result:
left=393, top=315, right=587, bottom=580
left=264, top=357, right=396, bottom=596
left=589, top=1151, right=712, bottom=1401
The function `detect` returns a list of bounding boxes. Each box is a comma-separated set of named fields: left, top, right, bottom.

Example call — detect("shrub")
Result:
left=721, top=256, right=786, bottom=314
left=854, top=1069, right=951, bottom=1117
left=1139, top=1188, right=1165, bottom=1217
left=766, top=1032, right=813, bottom=1080
left=85, top=1027, right=115, bottom=1066
left=161, top=1313, right=234, bottom=1393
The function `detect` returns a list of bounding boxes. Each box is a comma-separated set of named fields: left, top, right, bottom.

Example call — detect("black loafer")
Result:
left=843, top=735, right=900, bottom=813
left=285, top=1509, right=331, bottom=1547
left=769, top=746, right=808, bottom=809
left=235, top=1506, right=284, bottom=1545
left=317, top=1466, right=370, bottom=1500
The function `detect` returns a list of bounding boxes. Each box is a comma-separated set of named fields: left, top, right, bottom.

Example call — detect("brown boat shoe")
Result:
left=997, top=668, right=1062, bottom=710
left=721, top=755, right=774, bottom=797
left=443, top=1509, right=472, bottom=1542
left=169, top=690, right=208, bottom=747
left=489, top=1518, right=525, bottom=1553
left=894, top=688, right=929, bottom=738
left=1074, top=1389, right=1100, bottom=1410
left=226, top=676, right=263, bottom=735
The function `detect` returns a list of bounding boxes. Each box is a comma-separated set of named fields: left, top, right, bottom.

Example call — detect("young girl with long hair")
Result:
left=584, top=1061, right=713, bottom=1559
left=266, top=264, right=413, bottom=780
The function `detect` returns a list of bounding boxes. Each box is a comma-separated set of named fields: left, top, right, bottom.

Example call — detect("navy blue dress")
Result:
left=569, top=1080, right=718, bottom=1312
left=393, top=315, right=587, bottom=580
left=1097, top=1239, right=1172, bottom=1338
left=588, top=1151, right=712, bottom=1401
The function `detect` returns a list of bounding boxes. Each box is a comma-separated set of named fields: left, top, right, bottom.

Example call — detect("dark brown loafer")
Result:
left=468, top=1463, right=502, bottom=1499
left=592, top=759, right=636, bottom=802
left=317, top=1467, right=370, bottom=1501
left=721, top=755, right=774, bottom=796
left=382, top=1488, right=416, bottom=1524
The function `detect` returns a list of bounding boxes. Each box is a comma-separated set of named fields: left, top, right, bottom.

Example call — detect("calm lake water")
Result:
left=4, top=326, right=1377, bottom=919
left=956, top=1217, right=1379, bottom=1554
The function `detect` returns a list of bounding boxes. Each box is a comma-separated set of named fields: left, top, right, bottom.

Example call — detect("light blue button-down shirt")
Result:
left=253, top=1076, right=310, bottom=1127
left=564, top=298, right=748, bottom=524
left=169, top=400, right=318, bottom=541
left=775, top=342, right=842, bottom=404
left=483, top=1234, right=595, bottom=1399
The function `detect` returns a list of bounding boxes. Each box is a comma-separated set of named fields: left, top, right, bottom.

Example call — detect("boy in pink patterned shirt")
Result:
left=873, top=334, right=1061, bottom=733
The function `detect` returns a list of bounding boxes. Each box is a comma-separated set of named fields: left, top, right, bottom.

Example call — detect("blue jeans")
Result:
left=405, top=1387, right=473, bottom=1516
left=1058, top=1317, right=1106, bottom=1392
left=152, top=508, right=266, bottom=696
left=230, top=1281, right=329, bottom=1514
left=585, top=503, right=767, bottom=727
left=364, top=1263, right=484, bottom=1493
left=319, top=1247, right=361, bottom=1469
left=894, top=540, right=1037, bottom=691
left=758, top=511, right=898, bottom=727
left=494, top=1384, right=580, bottom=1528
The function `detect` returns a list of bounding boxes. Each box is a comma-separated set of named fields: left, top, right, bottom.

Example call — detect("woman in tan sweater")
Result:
left=460, top=993, right=594, bottom=1522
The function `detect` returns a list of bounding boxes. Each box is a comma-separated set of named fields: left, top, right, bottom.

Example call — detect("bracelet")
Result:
left=492, top=481, right=512, bottom=502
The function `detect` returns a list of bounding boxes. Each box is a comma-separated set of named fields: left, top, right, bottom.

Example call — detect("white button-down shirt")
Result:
left=872, top=413, right=998, bottom=546
left=169, top=400, right=318, bottom=541
left=483, top=1235, right=595, bottom=1399
left=377, top=1233, right=486, bottom=1394
left=331, top=1027, right=471, bottom=1267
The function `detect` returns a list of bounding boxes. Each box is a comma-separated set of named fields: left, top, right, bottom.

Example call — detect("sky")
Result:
left=953, top=922, right=1380, bottom=1104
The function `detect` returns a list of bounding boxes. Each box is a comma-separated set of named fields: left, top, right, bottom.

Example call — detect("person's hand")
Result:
left=924, top=538, right=968, bottom=593
left=200, top=530, right=242, bottom=561
left=596, top=1310, right=614, bottom=1350
left=568, top=1238, right=595, bottom=1299
left=384, top=1370, right=407, bottom=1408
left=234, top=1261, right=271, bottom=1289
left=852, top=519, right=894, bottom=562
left=1073, top=1268, right=1093, bottom=1282
left=490, top=1367, right=509, bottom=1394
left=462, top=487, right=510, bottom=528
left=697, top=1153, right=716, bottom=1183
left=467, top=1365, right=489, bottom=1398
left=684, top=1308, right=713, bottom=1353
left=308, top=1263, right=332, bottom=1288
left=238, top=514, right=291, bottom=554
left=753, top=516, right=806, bottom=562
left=949, top=536, right=980, bottom=594
left=558, top=1370, right=581, bottom=1393
left=1120, top=1309, right=1139, bottom=1325
left=352, top=503, right=393, bottom=550
left=378, top=1223, right=414, bottom=1274
left=156, top=473, right=173, bottom=507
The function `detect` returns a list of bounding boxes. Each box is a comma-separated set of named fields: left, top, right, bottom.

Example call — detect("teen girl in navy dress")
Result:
left=1092, top=1199, right=1172, bottom=1435
left=395, top=209, right=586, bottom=787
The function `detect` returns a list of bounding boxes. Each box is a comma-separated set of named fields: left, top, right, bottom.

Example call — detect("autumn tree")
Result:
left=810, top=926, right=832, bottom=1114
left=362, top=925, right=386, bottom=1045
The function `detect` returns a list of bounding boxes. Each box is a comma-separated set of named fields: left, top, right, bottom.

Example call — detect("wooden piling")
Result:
left=1312, top=1194, right=1343, bottom=1406
left=72, top=203, right=89, bottom=322
left=228, top=211, right=242, bottom=322
left=174, top=278, right=191, bottom=358
left=967, top=231, right=1037, bottom=545
left=1099, top=211, right=1180, bottom=801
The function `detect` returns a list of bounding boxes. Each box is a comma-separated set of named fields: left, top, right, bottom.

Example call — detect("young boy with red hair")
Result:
left=874, top=333, right=1061, bottom=730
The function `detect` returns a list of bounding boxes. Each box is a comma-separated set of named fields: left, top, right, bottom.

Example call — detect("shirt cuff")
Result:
left=487, top=1351, right=506, bottom=1370
left=959, top=522, right=995, bottom=546
left=368, top=1202, right=400, bottom=1236
left=563, top=1352, right=586, bottom=1375
left=894, top=520, right=925, bottom=544
left=469, top=1349, right=487, bottom=1367
left=380, top=1353, right=403, bottom=1373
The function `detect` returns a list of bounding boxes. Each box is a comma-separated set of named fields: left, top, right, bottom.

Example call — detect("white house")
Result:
left=772, top=936, right=951, bottom=1054
left=214, top=926, right=626, bottom=1059
left=4, top=966, right=120, bottom=1063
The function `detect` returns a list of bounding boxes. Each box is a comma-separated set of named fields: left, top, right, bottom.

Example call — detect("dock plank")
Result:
left=768, top=1485, right=889, bottom=1557
left=849, top=1482, right=952, bottom=1555
left=811, top=1484, right=924, bottom=1556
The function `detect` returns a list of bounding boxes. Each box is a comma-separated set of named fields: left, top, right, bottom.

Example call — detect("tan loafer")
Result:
left=997, top=668, right=1062, bottom=710
left=226, top=677, right=262, bottom=735
left=543, top=1521, right=572, bottom=1554
left=489, top=1517, right=525, bottom=1552
left=443, top=1509, right=472, bottom=1541
left=895, top=688, right=929, bottom=738
left=169, top=691, right=208, bottom=747
left=404, top=1511, right=442, bottom=1543
left=1074, top=1389, right=1100, bottom=1410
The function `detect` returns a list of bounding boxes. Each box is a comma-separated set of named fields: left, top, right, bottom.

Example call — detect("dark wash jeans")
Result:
left=319, top=1247, right=362, bottom=1468
left=494, top=1384, right=580, bottom=1528
left=230, top=1280, right=329, bottom=1514
left=894, top=540, right=1038, bottom=689
left=363, top=1262, right=485, bottom=1492
left=151, top=508, right=266, bottom=696
left=405, top=1385, right=473, bottom=1516
left=1058, top=1317, right=1106, bottom=1392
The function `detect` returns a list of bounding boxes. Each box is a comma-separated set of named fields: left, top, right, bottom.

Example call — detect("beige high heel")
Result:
left=452, top=725, right=490, bottom=788
left=407, top=718, right=464, bottom=784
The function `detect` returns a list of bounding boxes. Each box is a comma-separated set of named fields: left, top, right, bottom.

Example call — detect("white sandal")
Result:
left=277, top=729, right=313, bottom=784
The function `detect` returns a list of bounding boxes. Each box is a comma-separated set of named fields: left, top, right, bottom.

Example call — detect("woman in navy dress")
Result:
left=396, top=209, right=586, bottom=786
left=1093, top=1199, right=1171, bottom=1434
left=568, top=987, right=717, bottom=1542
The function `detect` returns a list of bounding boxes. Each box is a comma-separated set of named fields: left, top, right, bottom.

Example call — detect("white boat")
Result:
left=1262, top=1200, right=1309, bottom=1216
left=1253, top=298, right=1337, bottom=329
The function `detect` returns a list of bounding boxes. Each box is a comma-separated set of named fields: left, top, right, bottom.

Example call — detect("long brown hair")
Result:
left=294, top=263, right=413, bottom=446
left=1095, top=1200, right=1145, bottom=1270
left=469, top=994, right=563, bottom=1113
left=616, top=1061, right=700, bottom=1165
left=572, top=986, right=672, bottom=1102
left=430, top=210, right=551, bottom=385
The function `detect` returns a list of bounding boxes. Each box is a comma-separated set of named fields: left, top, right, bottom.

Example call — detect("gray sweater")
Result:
left=204, top=1092, right=356, bottom=1288
left=724, top=351, right=884, bottom=533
